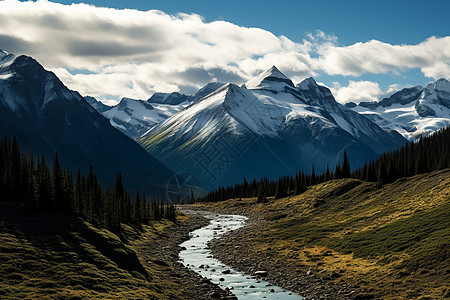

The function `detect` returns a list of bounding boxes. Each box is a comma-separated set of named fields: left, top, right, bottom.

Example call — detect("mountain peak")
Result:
left=120, top=97, right=141, bottom=103
left=0, top=50, right=17, bottom=67
left=84, top=96, right=111, bottom=114
left=266, top=65, right=287, bottom=78
left=192, top=82, right=226, bottom=102
left=426, top=78, right=450, bottom=92
left=118, top=97, right=154, bottom=111
left=245, top=66, right=294, bottom=91
left=296, top=77, right=319, bottom=90
left=148, top=91, right=190, bottom=105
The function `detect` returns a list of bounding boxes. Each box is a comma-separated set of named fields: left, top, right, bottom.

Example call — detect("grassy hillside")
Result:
left=0, top=202, right=185, bottom=299
left=196, top=169, right=450, bottom=299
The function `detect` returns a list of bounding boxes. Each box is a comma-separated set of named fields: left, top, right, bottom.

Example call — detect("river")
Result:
left=179, top=211, right=303, bottom=299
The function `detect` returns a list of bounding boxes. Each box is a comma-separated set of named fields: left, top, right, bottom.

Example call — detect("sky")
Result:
left=0, top=0, right=449, bottom=105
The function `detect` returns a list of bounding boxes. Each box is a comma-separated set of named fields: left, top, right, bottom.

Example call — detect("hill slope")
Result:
left=0, top=202, right=157, bottom=299
left=0, top=50, right=175, bottom=194
left=195, top=169, right=450, bottom=299
left=0, top=202, right=230, bottom=299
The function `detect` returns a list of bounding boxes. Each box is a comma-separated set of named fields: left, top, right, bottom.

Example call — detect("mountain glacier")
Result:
left=346, top=79, right=450, bottom=140
left=91, top=82, right=227, bottom=139
left=102, top=97, right=190, bottom=139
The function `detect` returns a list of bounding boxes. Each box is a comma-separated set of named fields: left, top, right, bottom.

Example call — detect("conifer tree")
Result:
left=257, top=184, right=266, bottom=203
left=190, top=189, right=195, bottom=204
left=342, top=151, right=351, bottom=178
left=310, top=165, right=316, bottom=185
left=325, top=164, right=331, bottom=181
left=24, top=151, right=36, bottom=209
left=36, top=155, right=52, bottom=209
left=52, top=153, right=66, bottom=212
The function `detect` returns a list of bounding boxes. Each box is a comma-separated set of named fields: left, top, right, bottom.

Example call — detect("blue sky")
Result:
left=2, top=0, right=450, bottom=104
left=48, top=0, right=450, bottom=45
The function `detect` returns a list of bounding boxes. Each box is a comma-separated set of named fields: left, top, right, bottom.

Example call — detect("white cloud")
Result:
left=318, top=36, right=450, bottom=79
left=0, top=0, right=292, bottom=100
left=331, top=80, right=386, bottom=104
left=0, top=1, right=449, bottom=103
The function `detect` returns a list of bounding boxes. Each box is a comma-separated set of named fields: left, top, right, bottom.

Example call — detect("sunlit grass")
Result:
left=196, top=169, right=450, bottom=299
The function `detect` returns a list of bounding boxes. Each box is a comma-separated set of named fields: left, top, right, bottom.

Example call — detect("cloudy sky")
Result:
left=1, top=0, right=449, bottom=105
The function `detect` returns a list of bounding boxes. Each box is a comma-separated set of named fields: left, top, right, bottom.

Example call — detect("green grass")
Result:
left=196, top=169, right=450, bottom=299
left=328, top=202, right=450, bottom=261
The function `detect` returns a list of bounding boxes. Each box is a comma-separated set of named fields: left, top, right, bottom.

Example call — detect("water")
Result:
left=179, top=211, right=303, bottom=299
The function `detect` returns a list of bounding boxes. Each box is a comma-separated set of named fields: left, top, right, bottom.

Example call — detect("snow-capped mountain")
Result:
left=102, top=96, right=190, bottom=139
left=138, top=66, right=406, bottom=189
left=84, top=95, right=111, bottom=113
left=87, top=83, right=227, bottom=140
left=192, top=82, right=227, bottom=102
left=148, top=91, right=190, bottom=105
left=0, top=50, right=177, bottom=194
left=347, top=79, right=450, bottom=140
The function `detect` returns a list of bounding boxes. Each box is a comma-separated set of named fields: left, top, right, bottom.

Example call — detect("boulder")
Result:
left=254, top=270, right=268, bottom=277
left=207, top=291, right=221, bottom=299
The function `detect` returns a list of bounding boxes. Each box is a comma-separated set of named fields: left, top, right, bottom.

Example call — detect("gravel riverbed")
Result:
left=180, top=205, right=374, bottom=300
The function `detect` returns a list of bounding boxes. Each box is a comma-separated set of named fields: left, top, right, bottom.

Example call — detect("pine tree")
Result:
left=325, top=165, right=331, bottom=181
left=342, top=151, right=351, bottom=178
left=9, top=137, right=21, bottom=201
left=36, top=154, right=52, bottom=210
left=52, top=153, right=66, bottom=212
left=190, top=189, right=195, bottom=203
left=274, top=178, right=286, bottom=199
left=24, top=151, right=37, bottom=209
left=256, top=184, right=266, bottom=203
left=74, top=169, right=83, bottom=215
left=310, top=165, right=316, bottom=185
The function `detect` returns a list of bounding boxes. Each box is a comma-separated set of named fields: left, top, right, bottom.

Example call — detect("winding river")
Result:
left=179, top=211, right=303, bottom=299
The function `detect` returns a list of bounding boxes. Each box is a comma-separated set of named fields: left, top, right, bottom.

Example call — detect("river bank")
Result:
left=128, top=212, right=236, bottom=299
left=182, top=171, right=450, bottom=300
left=179, top=205, right=361, bottom=300
left=178, top=210, right=302, bottom=299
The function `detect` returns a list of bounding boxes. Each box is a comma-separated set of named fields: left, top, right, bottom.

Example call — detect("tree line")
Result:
left=0, top=135, right=176, bottom=233
left=198, top=126, right=450, bottom=203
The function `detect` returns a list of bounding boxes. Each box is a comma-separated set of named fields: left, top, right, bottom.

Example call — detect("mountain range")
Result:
left=345, top=79, right=450, bottom=140
left=137, top=67, right=407, bottom=189
left=88, top=82, right=226, bottom=139
left=89, top=67, right=450, bottom=189
left=94, top=74, right=450, bottom=145
left=2, top=49, right=449, bottom=191
left=0, top=50, right=177, bottom=194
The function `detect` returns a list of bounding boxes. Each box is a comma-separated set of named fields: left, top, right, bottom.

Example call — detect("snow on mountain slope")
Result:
left=0, top=50, right=16, bottom=69
left=349, top=79, right=450, bottom=140
left=244, top=65, right=294, bottom=91
left=102, top=97, right=190, bottom=139
left=1, top=51, right=84, bottom=114
left=139, top=67, right=406, bottom=189
left=192, top=82, right=226, bottom=102
left=87, top=83, right=227, bottom=140
left=148, top=91, right=191, bottom=105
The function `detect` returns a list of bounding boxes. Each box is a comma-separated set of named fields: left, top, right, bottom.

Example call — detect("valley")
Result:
left=1, top=15, right=450, bottom=299
left=190, top=169, right=450, bottom=299
left=3, top=168, right=446, bottom=299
